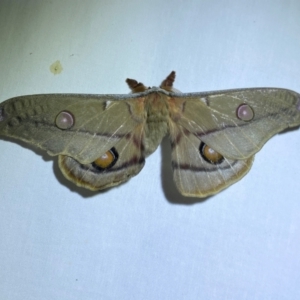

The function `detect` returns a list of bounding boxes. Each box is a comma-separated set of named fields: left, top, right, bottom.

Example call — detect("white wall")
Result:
left=0, top=1, right=299, bottom=299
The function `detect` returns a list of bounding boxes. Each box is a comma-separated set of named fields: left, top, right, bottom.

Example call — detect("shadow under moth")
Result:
left=0, top=71, right=300, bottom=197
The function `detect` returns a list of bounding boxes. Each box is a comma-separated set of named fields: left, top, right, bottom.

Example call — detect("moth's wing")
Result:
left=0, top=93, right=145, bottom=163
left=169, top=120, right=254, bottom=197
left=172, top=88, right=300, bottom=159
left=168, top=88, right=300, bottom=197
left=0, top=94, right=147, bottom=190
left=58, top=122, right=145, bottom=190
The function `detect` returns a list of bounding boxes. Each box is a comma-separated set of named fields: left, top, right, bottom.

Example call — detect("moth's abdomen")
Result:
left=143, top=93, right=170, bottom=155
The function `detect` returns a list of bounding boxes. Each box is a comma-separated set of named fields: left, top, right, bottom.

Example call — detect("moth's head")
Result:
left=159, top=86, right=181, bottom=93
left=126, top=71, right=181, bottom=95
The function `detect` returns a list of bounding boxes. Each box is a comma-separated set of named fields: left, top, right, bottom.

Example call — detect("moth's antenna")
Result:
left=160, top=71, right=181, bottom=92
left=160, top=71, right=176, bottom=88
left=126, top=78, right=148, bottom=93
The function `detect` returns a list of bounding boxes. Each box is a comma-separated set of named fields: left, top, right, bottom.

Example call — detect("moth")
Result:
left=0, top=71, right=300, bottom=197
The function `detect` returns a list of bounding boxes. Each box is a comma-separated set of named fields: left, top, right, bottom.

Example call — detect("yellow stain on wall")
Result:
left=50, top=60, right=63, bottom=75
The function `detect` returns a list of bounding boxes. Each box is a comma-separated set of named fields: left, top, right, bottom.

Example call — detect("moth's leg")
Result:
left=160, top=71, right=181, bottom=93
left=126, top=78, right=148, bottom=93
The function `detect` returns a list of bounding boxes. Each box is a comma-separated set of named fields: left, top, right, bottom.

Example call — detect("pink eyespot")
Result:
left=55, top=111, right=74, bottom=129
left=236, top=104, right=254, bottom=121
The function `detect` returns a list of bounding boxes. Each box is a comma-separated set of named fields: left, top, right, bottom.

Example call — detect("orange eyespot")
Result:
left=200, top=142, right=224, bottom=164
left=92, top=148, right=118, bottom=170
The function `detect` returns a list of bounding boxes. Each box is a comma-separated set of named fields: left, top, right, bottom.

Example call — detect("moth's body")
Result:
left=141, top=88, right=170, bottom=155
left=0, top=71, right=300, bottom=197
